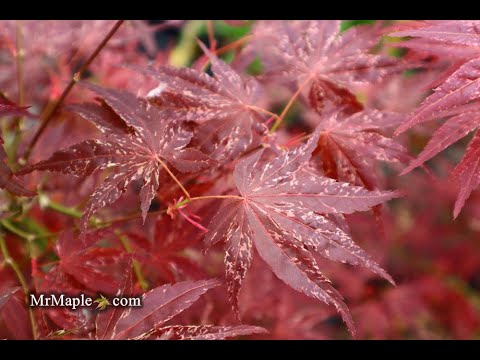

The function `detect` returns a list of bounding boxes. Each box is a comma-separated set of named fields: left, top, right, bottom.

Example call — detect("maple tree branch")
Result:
left=40, top=195, right=102, bottom=227
left=200, top=33, right=253, bottom=72
left=270, top=74, right=316, bottom=133
left=215, top=34, right=253, bottom=56
left=247, top=105, right=281, bottom=122
left=114, top=230, right=148, bottom=291
left=0, top=219, right=35, bottom=242
left=39, top=194, right=167, bottom=231
left=43, top=198, right=82, bottom=219
left=0, top=232, right=38, bottom=340
left=157, top=158, right=191, bottom=199
left=178, top=195, right=244, bottom=208
left=23, top=20, right=125, bottom=161
left=206, top=20, right=217, bottom=52
left=99, top=209, right=167, bottom=227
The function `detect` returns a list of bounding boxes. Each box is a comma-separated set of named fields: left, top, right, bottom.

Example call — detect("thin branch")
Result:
left=200, top=33, right=253, bottom=72
left=0, top=219, right=35, bottom=242
left=270, top=74, right=316, bottom=133
left=98, top=209, right=167, bottom=227
left=206, top=20, right=217, bottom=52
left=247, top=105, right=281, bottom=122
left=23, top=20, right=125, bottom=161
left=177, top=195, right=244, bottom=208
left=215, top=34, right=253, bottom=56
left=157, top=157, right=191, bottom=199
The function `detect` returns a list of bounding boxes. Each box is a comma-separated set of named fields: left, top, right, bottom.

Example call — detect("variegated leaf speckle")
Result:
left=310, top=109, right=411, bottom=189
left=205, top=128, right=400, bottom=336
left=134, top=42, right=267, bottom=163
left=93, top=278, right=267, bottom=340
left=18, top=84, right=212, bottom=234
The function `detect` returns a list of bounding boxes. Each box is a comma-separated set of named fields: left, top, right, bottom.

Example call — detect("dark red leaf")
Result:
left=205, top=129, right=399, bottom=335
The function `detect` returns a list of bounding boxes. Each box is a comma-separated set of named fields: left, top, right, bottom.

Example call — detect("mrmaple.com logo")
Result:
left=29, top=293, right=142, bottom=310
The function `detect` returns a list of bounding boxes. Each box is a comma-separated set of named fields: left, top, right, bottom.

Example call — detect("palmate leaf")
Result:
left=389, top=20, right=480, bottom=135
left=136, top=42, right=267, bottom=162
left=36, top=266, right=93, bottom=332
left=252, top=20, right=405, bottom=115
left=205, top=129, right=399, bottom=336
left=97, top=279, right=266, bottom=340
left=451, top=131, right=480, bottom=218
left=401, top=111, right=480, bottom=218
left=124, top=216, right=207, bottom=284
left=310, top=110, right=410, bottom=188
left=389, top=21, right=480, bottom=217
left=18, top=83, right=212, bottom=233
left=393, top=57, right=480, bottom=135
left=55, top=229, right=127, bottom=293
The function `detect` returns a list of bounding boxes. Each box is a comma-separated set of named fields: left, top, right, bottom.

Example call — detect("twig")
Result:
left=215, top=34, right=253, bottom=56
left=157, top=157, right=191, bottom=199
left=206, top=20, right=217, bottom=52
left=270, top=74, right=316, bottom=133
left=23, top=20, right=125, bottom=161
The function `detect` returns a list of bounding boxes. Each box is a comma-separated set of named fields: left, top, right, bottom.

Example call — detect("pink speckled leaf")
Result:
left=112, top=279, right=221, bottom=340
left=388, top=22, right=480, bottom=217
left=55, top=229, right=126, bottom=294
left=401, top=112, right=480, bottom=175
left=154, top=324, right=268, bottom=340
left=205, top=201, right=253, bottom=318
left=394, top=57, right=480, bottom=135
left=96, top=258, right=133, bottom=340
left=252, top=20, right=405, bottom=115
left=134, top=42, right=267, bottom=162
left=18, top=85, right=212, bottom=233
left=205, top=130, right=398, bottom=335
left=451, top=131, right=480, bottom=218
left=311, top=110, right=410, bottom=188
left=391, top=20, right=480, bottom=47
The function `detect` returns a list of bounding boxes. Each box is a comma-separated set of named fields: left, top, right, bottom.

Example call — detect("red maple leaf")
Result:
left=137, top=42, right=268, bottom=162
left=390, top=20, right=480, bottom=217
left=309, top=109, right=410, bottom=189
left=252, top=20, right=405, bottom=115
left=97, top=277, right=266, bottom=340
left=204, top=129, right=399, bottom=336
left=18, top=83, right=212, bottom=232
